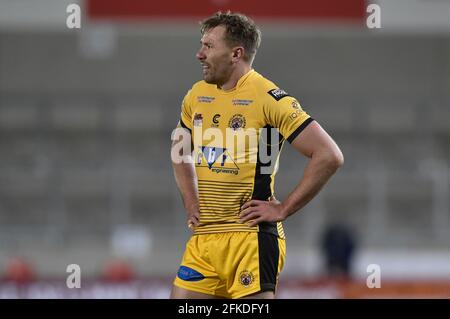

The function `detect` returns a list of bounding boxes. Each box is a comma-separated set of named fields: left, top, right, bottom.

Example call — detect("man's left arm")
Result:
left=240, top=120, right=343, bottom=226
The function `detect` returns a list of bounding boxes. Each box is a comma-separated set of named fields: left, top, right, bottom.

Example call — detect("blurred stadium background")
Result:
left=0, top=0, right=449, bottom=298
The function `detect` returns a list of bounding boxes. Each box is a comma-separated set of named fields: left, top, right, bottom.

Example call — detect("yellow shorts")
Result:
left=173, top=232, right=286, bottom=299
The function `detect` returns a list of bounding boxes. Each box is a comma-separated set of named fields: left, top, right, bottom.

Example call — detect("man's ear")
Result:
left=231, top=47, right=244, bottom=62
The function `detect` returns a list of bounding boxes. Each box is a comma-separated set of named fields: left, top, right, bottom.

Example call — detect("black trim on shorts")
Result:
left=258, top=222, right=277, bottom=236
left=286, top=117, right=314, bottom=143
left=258, top=232, right=280, bottom=292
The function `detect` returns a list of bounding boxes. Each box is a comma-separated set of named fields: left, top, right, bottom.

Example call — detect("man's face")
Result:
left=196, top=26, right=234, bottom=86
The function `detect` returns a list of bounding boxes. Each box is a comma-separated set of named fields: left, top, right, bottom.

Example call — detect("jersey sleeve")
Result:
left=264, top=88, right=314, bottom=143
left=179, top=89, right=193, bottom=131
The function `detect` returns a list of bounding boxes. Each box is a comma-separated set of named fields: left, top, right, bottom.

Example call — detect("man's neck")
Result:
left=219, top=64, right=252, bottom=91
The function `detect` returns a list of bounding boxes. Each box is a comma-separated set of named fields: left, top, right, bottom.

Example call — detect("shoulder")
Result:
left=189, top=80, right=215, bottom=94
left=183, top=80, right=215, bottom=106
left=250, top=71, right=291, bottom=103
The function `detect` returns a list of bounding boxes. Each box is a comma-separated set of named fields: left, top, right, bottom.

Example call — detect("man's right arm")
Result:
left=171, top=124, right=200, bottom=229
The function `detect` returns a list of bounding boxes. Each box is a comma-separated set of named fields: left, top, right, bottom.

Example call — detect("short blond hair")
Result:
left=200, top=11, right=261, bottom=63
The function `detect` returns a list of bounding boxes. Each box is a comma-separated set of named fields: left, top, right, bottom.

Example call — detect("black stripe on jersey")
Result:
left=286, top=117, right=314, bottom=143
left=252, top=125, right=282, bottom=200
left=199, top=204, right=241, bottom=210
left=199, top=197, right=243, bottom=202
left=199, top=211, right=239, bottom=216
left=199, top=218, right=240, bottom=223
left=198, top=186, right=251, bottom=191
left=199, top=204, right=244, bottom=210
left=199, top=219, right=237, bottom=224
left=199, top=201, right=246, bottom=206
left=251, top=125, right=283, bottom=237
left=199, top=192, right=251, bottom=197
left=199, top=185, right=252, bottom=191
left=199, top=200, right=248, bottom=206
left=199, top=212, right=237, bottom=216
left=199, top=195, right=250, bottom=200
left=199, top=199, right=241, bottom=205
left=199, top=187, right=252, bottom=193
left=199, top=187, right=251, bottom=191
left=199, top=191, right=251, bottom=197
left=199, top=198, right=247, bottom=204
left=198, top=180, right=253, bottom=186
left=199, top=209, right=240, bottom=215
left=199, top=217, right=238, bottom=222
left=199, top=192, right=247, bottom=197
left=258, top=232, right=280, bottom=292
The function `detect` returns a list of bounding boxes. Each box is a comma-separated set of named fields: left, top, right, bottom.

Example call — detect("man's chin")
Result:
left=203, top=76, right=214, bottom=84
left=202, top=71, right=216, bottom=83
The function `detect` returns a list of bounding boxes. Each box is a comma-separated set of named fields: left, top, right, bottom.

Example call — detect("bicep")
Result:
left=290, top=121, right=341, bottom=158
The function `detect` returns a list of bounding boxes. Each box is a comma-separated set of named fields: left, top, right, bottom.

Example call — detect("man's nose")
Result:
left=196, top=49, right=205, bottom=60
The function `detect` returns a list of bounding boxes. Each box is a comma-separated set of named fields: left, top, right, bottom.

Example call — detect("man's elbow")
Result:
left=325, top=148, right=344, bottom=171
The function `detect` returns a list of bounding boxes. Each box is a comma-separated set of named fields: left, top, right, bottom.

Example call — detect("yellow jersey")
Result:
left=179, top=70, right=313, bottom=238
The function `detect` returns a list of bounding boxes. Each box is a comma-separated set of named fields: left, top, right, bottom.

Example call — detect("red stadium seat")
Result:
left=4, top=257, right=36, bottom=283
left=102, top=259, right=135, bottom=282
